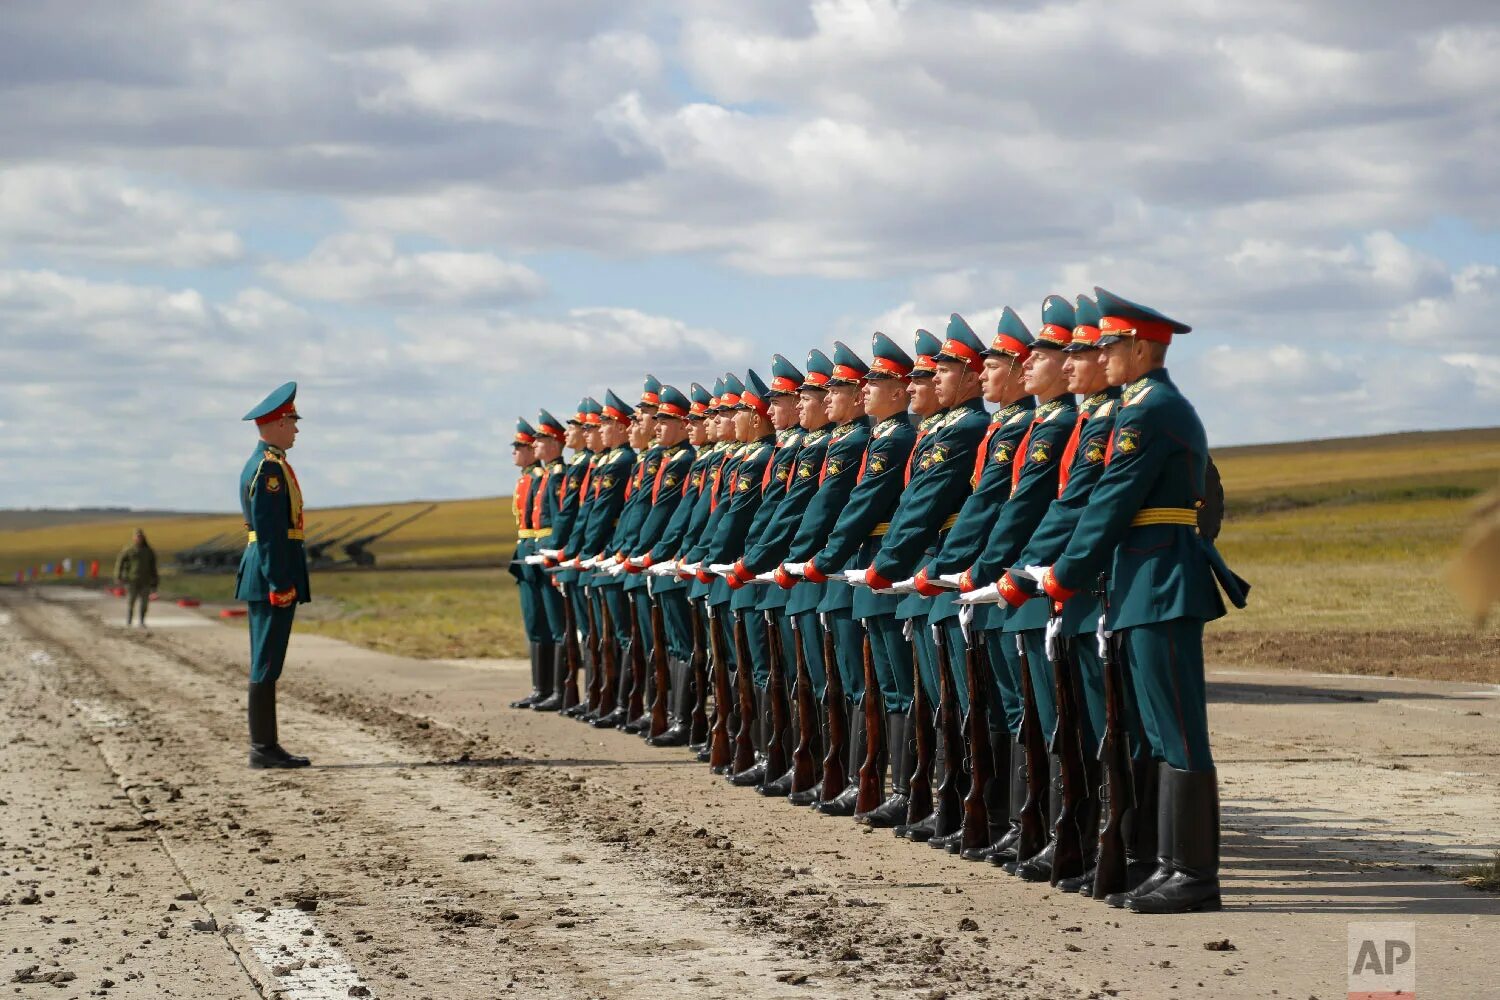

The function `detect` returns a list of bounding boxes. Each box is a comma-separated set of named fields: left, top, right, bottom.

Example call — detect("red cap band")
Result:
left=601, top=404, right=629, bottom=422
left=940, top=338, right=984, bottom=372
left=1071, top=325, right=1102, bottom=347
left=1101, top=315, right=1174, bottom=344
left=803, top=371, right=831, bottom=388
left=869, top=355, right=912, bottom=378
left=1038, top=323, right=1073, bottom=346
left=990, top=334, right=1031, bottom=361
left=741, top=390, right=769, bottom=416
left=254, top=400, right=297, bottom=426
left=770, top=375, right=801, bottom=393
left=659, top=399, right=688, bottom=417
left=830, top=364, right=865, bottom=383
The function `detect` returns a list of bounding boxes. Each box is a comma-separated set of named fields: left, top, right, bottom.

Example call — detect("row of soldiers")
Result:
left=505, top=286, right=1247, bottom=916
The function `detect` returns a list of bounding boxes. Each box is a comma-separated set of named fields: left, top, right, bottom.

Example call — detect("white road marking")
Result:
left=70, top=698, right=131, bottom=729
left=236, top=907, right=376, bottom=1000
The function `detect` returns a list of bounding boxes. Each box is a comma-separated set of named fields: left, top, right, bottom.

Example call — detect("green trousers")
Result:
left=1123, top=618, right=1212, bottom=771
left=248, top=601, right=296, bottom=684
left=864, top=613, right=915, bottom=713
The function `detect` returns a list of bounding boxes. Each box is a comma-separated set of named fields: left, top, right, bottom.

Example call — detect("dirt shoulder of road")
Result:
left=4, top=587, right=1498, bottom=1000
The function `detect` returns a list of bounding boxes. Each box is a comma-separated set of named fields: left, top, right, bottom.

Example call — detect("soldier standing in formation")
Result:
left=519, top=287, right=1245, bottom=915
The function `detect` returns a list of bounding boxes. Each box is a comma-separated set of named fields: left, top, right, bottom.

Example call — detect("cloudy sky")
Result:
left=3, top=0, right=1498, bottom=511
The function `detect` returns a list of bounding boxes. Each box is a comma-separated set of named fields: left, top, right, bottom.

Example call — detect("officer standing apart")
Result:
left=236, top=382, right=311, bottom=769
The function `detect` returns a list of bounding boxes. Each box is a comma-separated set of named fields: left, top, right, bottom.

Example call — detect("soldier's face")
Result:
left=732, top=408, right=758, bottom=441
left=585, top=426, right=603, bottom=450
left=1101, top=341, right=1131, bottom=385
left=535, top=437, right=562, bottom=462
left=796, top=389, right=828, bottom=429
left=825, top=384, right=862, bottom=423
left=907, top=377, right=939, bottom=416
left=1023, top=349, right=1065, bottom=396
left=934, top=359, right=980, bottom=407
left=636, top=408, right=657, bottom=438
left=565, top=425, right=585, bottom=449
left=654, top=415, right=688, bottom=447
left=628, top=419, right=649, bottom=449
left=769, top=395, right=799, bottom=430
left=262, top=413, right=298, bottom=450
left=601, top=421, right=629, bottom=448
left=512, top=444, right=534, bottom=467
left=1064, top=350, right=1106, bottom=394
left=981, top=355, right=1023, bottom=403
left=688, top=419, right=709, bottom=445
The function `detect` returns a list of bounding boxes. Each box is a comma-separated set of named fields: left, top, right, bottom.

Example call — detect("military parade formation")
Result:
left=502, top=286, right=1249, bottom=916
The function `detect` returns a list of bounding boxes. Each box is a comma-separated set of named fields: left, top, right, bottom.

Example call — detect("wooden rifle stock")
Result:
left=583, top=588, right=604, bottom=713
left=762, top=611, right=790, bottom=783
left=598, top=597, right=620, bottom=714
left=1093, top=576, right=1131, bottom=900
left=855, top=629, right=884, bottom=815
left=789, top=615, right=819, bottom=794
left=819, top=615, right=849, bottom=799
left=1015, top=632, right=1049, bottom=862
left=706, top=604, right=733, bottom=770
left=730, top=611, right=758, bottom=774
left=688, top=601, right=710, bottom=745
left=958, top=614, right=994, bottom=854
left=647, top=587, right=671, bottom=739
left=905, top=627, right=934, bottom=825
left=625, top=596, right=648, bottom=723
left=1048, top=604, right=1087, bottom=884
left=930, top=622, right=963, bottom=837
left=561, top=583, right=582, bottom=710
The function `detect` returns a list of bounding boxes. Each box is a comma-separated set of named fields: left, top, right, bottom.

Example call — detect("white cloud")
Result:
left=263, top=233, right=545, bottom=306
left=0, top=165, right=243, bottom=267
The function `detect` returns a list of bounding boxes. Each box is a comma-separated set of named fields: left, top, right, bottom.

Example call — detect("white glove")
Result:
left=937, top=573, right=964, bottom=589
left=842, top=568, right=869, bottom=588
left=890, top=577, right=918, bottom=595
left=753, top=571, right=778, bottom=585
left=647, top=561, right=674, bottom=577
left=580, top=557, right=598, bottom=569
left=680, top=561, right=701, bottom=576
left=781, top=561, right=806, bottom=578
left=539, top=548, right=561, bottom=559
left=956, top=583, right=1001, bottom=605
left=709, top=563, right=736, bottom=577
left=523, top=554, right=546, bottom=565
left=1096, top=615, right=1112, bottom=659
left=1044, top=614, right=1063, bottom=661
left=1021, top=564, right=1050, bottom=586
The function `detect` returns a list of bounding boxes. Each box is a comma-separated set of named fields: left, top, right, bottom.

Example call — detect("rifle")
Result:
left=598, top=597, right=620, bottom=717
left=647, top=580, right=671, bottom=740
left=819, top=613, right=849, bottom=801
left=1093, top=574, right=1132, bottom=900
left=1048, top=602, right=1087, bottom=884
left=583, top=587, right=605, bottom=715
left=624, top=594, right=648, bottom=726
left=1014, top=631, right=1049, bottom=863
left=905, top=620, right=934, bottom=827
left=929, top=622, right=963, bottom=838
left=688, top=600, right=710, bottom=746
left=854, top=629, right=884, bottom=815
left=730, top=610, right=758, bottom=775
left=789, top=614, right=820, bottom=795
left=763, top=610, right=791, bottom=786
left=958, top=606, right=994, bottom=855
left=705, top=602, right=733, bottom=771
left=561, top=582, right=583, bottom=711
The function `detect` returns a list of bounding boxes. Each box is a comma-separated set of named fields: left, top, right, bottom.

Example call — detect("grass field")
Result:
left=5, top=427, right=1498, bottom=678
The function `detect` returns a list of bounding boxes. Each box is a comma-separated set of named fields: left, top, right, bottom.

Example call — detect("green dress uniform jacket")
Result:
left=784, top=419, right=870, bottom=617
left=648, top=444, right=718, bottom=594
left=577, top=445, right=636, bottom=570
left=748, top=428, right=808, bottom=615
left=921, top=398, right=1036, bottom=627
left=1050, top=369, right=1241, bottom=629
left=702, top=434, right=778, bottom=612
left=234, top=443, right=311, bottom=605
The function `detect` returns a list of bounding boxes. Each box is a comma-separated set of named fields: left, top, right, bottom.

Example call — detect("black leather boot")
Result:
left=1106, top=760, right=1170, bottom=908
left=984, top=737, right=1027, bottom=865
left=510, top=641, right=544, bottom=709
left=1057, top=757, right=1102, bottom=892
left=532, top=644, right=566, bottom=711
left=563, top=646, right=593, bottom=719
left=248, top=682, right=310, bottom=769
left=815, top=700, right=865, bottom=816
left=858, top=711, right=911, bottom=828
left=729, top=687, right=770, bottom=787
left=648, top=659, right=692, bottom=747
left=1130, top=767, right=1221, bottom=914
left=960, top=729, right=1012, bottom=861
left=1013, top=755, right=1064, bottom=880
left=788, top=705, right=828, bottom=806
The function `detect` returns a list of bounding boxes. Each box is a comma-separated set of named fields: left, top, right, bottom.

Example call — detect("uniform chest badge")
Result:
left=1029, top=441, right=1052, bottom=465
left=1116, top=428, right=1141, bottom=453
left=265, top=475, right=283, bottom=493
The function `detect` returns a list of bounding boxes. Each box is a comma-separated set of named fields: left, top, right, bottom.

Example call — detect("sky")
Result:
left=2, top=0, right=1498, bottom=511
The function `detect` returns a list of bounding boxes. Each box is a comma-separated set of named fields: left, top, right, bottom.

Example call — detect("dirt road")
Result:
left=3, top=587, right=1496, bottom=999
